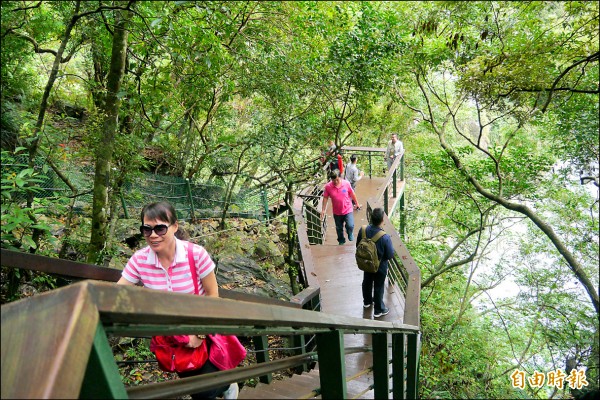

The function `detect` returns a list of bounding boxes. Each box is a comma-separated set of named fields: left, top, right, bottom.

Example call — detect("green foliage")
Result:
left=1, top=1, right=598, bottom=396
left=537, top=86, right=600, bottom=178
left=420, top=278, right=516, bottom=398
left=1, top=149, right=57, bottom=252
left=114, top=337, right=169, bottom=386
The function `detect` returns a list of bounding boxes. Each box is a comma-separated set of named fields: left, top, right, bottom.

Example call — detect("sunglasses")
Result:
left=140, top=224, right=170, bottom=237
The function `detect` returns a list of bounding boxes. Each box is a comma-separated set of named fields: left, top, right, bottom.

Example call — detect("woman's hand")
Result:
left=187, top=335, right=205, bottom=348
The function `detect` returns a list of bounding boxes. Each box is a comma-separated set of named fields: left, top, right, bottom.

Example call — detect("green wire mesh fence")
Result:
left=2, top=156, right=284, bottom=222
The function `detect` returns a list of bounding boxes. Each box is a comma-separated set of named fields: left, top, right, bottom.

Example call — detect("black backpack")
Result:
left=355, top=226, right=386, bottom=273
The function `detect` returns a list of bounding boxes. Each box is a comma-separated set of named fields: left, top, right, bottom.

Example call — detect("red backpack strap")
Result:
left=187, top=241, right=199, bottom=295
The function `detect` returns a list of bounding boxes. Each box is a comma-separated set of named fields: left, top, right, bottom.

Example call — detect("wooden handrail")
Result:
left=127, top=352, right=319, bottom=399
left=292, top=188, right=320, bottom=288
left=86, top=281, right=417, bottom=333
left=374, top=150, right=404, bottom=205
left=380, top=204, right=420, bottom=326
left=342, top=145, right=386, bottom=153
left=1, top=280, right=420, bottom=399
left=1, top=283, right=99, bottom=399
left=1, top=248, right=122, bottom=282
left=0, top=248, right=305, bottom=309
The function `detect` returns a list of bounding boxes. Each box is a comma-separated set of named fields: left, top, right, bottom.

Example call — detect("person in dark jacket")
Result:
left=356, top=207, right=395, bottom=318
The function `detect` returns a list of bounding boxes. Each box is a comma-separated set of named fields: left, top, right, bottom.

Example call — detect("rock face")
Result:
left=253, top=238, right=285, bottom=267
left=215, top=254, right=292, bottom=300
left=202, top=219, right=292, bottom=301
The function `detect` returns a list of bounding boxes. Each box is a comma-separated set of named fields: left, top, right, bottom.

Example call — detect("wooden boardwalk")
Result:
left=313, top=176, right=405, bottom=323
left=240, top=176, right=405, bottom=399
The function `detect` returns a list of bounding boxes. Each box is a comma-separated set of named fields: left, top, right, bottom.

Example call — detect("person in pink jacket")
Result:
left=320, top=170, right=362, bottom=245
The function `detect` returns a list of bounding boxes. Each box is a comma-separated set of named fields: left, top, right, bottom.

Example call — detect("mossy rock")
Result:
left=253, top=238, right=285, bottom=267
left=216, top=254, right=291, bottom=301
left=114, top=219, right=142, bottom=243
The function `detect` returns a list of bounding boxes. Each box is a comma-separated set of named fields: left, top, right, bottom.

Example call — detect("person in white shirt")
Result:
left=384, top=133, right=404, bottom=170
left=344, top=154, right=364, bottom=190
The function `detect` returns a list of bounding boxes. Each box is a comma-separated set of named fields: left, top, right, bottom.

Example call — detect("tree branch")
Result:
left=540, top=51, right=599, bottom=112
left=421, top=227, right=484, bottom=288
left=414, top=70, right=600, bottom=316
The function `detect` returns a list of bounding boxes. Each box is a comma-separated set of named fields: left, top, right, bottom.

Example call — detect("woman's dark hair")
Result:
left=329, top=169, right=341, bottom=181
left=141, top=202, right=188, bottom=239
left=140, top=202, right=178, bottom=224
left=371, top=207, right=384, bottom=226
left=350, top=154, right=357, bottom=162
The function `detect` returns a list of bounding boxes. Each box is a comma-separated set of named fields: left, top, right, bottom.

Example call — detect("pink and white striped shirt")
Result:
left=121, top=238, right=215, bottom=294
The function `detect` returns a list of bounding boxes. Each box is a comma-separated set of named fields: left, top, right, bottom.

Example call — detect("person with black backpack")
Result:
left=355, top=207, right=395, bottom=318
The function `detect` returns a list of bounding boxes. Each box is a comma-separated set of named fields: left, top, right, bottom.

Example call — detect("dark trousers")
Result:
left=362, top=266, right=387, bottom=314
left=177, top=359, right=229, bottom=400
left=333, top=212, right=354, bottom=243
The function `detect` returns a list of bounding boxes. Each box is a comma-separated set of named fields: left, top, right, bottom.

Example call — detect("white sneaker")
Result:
left=374, top=308, right=390, bottom=318
left=223, top=383, right=239, bottom=399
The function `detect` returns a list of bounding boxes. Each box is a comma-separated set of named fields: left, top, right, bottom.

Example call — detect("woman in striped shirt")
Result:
left=118, top=201, right=237, bottom=399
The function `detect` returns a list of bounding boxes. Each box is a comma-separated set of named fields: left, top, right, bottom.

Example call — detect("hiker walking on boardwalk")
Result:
left=356, top=207, right=395, bottom=318
left=320, top=140, right=338, bottom=171
left=344, top=154, right=364, bottom=190
left=384, top=133, right=404, bottom=171
left=321, top=169, right=362, bottom=245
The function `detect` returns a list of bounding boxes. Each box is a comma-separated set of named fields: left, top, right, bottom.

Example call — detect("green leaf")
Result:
left=21, top=235, right=37, bottom=250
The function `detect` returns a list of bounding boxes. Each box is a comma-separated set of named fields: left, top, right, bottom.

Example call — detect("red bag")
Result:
left=208, top=334, right=247, bottom=370
left=150, top=242, right=208, bottom=373
left=150, top=242, right=246, bottom=372
left=150, top=335, right=209, bottom=373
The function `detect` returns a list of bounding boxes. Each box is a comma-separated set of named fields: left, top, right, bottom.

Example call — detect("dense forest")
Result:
left=1, top=1, right=598, bottom=398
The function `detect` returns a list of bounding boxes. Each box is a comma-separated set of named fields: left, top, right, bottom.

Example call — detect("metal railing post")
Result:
left=253, top=335, right=273, bottom=384
left=406, top=333, right=420, bottom=399
left=368, top=151, right=373, bottom=178
left=119, top=192, right=129, bottom=219
left=393, top=168, right=397, bottom=198
left=392, top=333, right=406, bottom=399
left=316, top=331, right=347, bottom=399
left=185, top=178, right=196, bottom=221
left=79, top=323, right=128, bottom=399
left=372, top=333, right=390, bottom=399
left=400, top=153, right=405, bottom=181
left=261, top=185, right=270, bottom=223
left=384, top=188, right=389, bottom=215
left=400, top=194, right=406, bottom=239
left=292, top=334, right=308, bottom=374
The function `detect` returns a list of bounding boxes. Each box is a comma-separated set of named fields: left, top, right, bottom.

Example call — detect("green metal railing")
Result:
left=1, top=280, right=420, bottom=399
left=341, top=146, right=390, bottom=180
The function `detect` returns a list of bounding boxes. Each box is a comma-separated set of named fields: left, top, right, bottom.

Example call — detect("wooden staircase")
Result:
left=239, top=369, right=321, bottom=399
left=238, top=366, right=377, bottom=399
left=1, top=150, right=420, bottom=399
left=239, top=333, right=381, bottom=400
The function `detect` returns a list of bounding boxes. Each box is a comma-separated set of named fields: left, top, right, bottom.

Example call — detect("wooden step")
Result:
left=238, top=365, right=379, bottom=399
left=239, top=373, right=320, bottom=399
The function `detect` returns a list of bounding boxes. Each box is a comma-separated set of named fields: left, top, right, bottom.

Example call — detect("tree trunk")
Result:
left=26, top=1, right=81, bottom=174
left=87, top=7, right=131, bottom=264
left=25, top=1, right=82, bottom=252
left=219, top=174, right=240, bottom=230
